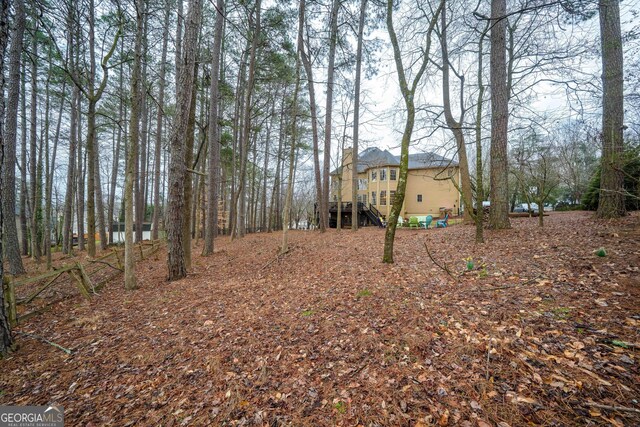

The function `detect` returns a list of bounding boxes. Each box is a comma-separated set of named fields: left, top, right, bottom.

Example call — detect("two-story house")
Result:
left=328, top=147, right=461, bottom=227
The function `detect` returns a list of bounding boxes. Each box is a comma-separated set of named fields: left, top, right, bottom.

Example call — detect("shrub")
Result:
left=582, top=145, right=640, bottom=211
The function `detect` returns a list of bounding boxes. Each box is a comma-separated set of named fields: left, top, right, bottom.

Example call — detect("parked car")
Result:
left=514, top=203, right=539, bottom=214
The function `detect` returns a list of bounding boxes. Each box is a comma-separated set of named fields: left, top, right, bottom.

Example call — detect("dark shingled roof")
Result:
left=396, top=152, right=458, bottom=170
left=332, top=147, right=457, bottom=175
left=357, top=147, right=399, bottom=172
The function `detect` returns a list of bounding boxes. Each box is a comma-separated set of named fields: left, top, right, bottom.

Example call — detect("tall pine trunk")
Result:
left=1, top=0, right=26, bottom=274
left=167, top=0, right=201, bottom=281
left=596, top=0, right=625, bottom=218
left=321, top=0, right=340, bottom=231
left=488, top=0, right=511, bottom=229
left=231, top=1, right=261, bottom=239
left=1, top=0, right=15, bottom=354
left=29, top=24, right=41, bottom=261
left=351, top=0, right=367, bottom=231
left=124, top=0, right=145, bottom=291
left=153, top=0, right=170, bottom=241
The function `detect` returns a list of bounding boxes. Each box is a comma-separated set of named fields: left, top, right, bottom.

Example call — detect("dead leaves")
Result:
left=1, top=211, right=639, bottom=426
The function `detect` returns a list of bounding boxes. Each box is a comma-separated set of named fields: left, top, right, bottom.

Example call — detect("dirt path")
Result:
left=1, top=211, right=638, bottom=426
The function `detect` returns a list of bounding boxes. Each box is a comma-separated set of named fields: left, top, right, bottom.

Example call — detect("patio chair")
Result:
left=409, top=216, right=420, bottom=228
left=423, top=215, right=433, bottom=229
left=436, top=213, right=449, bottom=228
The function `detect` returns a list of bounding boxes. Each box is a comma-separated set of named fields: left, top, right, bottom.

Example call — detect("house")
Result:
left=111, top=222, right=153, bottom=243
left=328, top=147, right=461, bottom=227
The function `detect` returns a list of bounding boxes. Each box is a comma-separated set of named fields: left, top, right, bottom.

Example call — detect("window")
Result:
left=380, top=191, right=387, bottom=205
left=390, top=191, right=396, bottom=205
left=372, top=191, right=377, bottom=205
left=390, top=169, right=397, bottom=180
left=358, top=178, right=368, bottom=190
left=417, top=194, right=423, bottom=203
left=371, top=170, right=377, bottom=181
left=380, top=168, right=387, bottom=181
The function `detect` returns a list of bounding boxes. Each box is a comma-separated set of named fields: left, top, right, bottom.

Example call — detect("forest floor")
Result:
left=1, top=211, right=639, bottom=427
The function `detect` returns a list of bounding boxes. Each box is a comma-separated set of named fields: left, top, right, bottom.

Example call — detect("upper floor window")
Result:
left=380, top=168, right=387, bottom=181
left=358, top=179, right=368, bottom=190
left=417, top=194, right=423, bottom=203
left=371, top=170, right=377, bottom=181
left=390, top=169, right=397, bottom=180
left=380, top=190, right=387, bottom=205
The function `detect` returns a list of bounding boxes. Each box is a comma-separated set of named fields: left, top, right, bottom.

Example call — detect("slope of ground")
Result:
left=1, top=211, right=639, bottom=426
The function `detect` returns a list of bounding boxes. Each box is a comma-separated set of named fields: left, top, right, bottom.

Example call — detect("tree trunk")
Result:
left=231, top=0, right=261, bottom=239
left=488, top=0, right=511, bottom=229
left=182, top=63, right=198, bottom=270
left=77, top=95, right=85, bottom=252
left=298, top=0, right=325, bottom=232
left=282, top=55, right=301, bottom=253
left=108, top=41, right=125, bottom=245
left=20, top=60, right=28, bottom=257
left=440, top=3, right=473, bottom=224
left=474, top=21, right=489, bottom=244
left=260, top=93, right=276, bottom=232
left=125, top=0, right=145, bottom=291
left=269, top=92, right=286, bottom=232
left=321, top=0, right=340, bottom=231
left=167, top=0, right=201, bottom=281
left=1, top=0, right=26, bottom=274
left=44, top=50, right=65, bottom=269
left=62, top=66, right=78, bottom=253
left=351, top=0, right=367, bottom=231
left=596, top=0, right=625, bottom=218
left=1, top=0, right=15, bottom=354
left=29, top=24, right=41, bottom=261
left=383, top=0, right=443, bottom=263
left=136, top=8, right=149, bottom=243
left=153, top=0, right=171, bottom=241
left=203, top=0, right=224, bottom=254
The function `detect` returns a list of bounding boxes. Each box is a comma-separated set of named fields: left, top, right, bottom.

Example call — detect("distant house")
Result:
left=111, top=222, right=153, bottom=243
left=328, top=147, right=461, bottom=227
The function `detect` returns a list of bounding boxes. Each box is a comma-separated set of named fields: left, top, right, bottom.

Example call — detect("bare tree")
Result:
left=438, top=1, right=473, bottom=224
left=383, top=0, right=444, bottom=263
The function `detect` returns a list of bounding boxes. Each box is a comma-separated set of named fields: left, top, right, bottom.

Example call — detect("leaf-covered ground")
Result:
left=1, top=211, right=639, bottom=426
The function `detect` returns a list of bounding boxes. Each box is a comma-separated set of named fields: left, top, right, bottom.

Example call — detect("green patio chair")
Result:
left=409, top=216, right=420, bottom=228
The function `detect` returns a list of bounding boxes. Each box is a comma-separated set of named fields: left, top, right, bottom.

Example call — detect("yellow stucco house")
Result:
left=329, top=147, right=461, bottom=227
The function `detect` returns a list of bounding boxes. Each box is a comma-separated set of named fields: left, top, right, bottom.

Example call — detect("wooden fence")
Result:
left=2, top=240, right=163, bottom=326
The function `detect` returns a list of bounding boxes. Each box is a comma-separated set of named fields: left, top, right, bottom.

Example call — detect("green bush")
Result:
left=582, top=146, right=640, bottom=211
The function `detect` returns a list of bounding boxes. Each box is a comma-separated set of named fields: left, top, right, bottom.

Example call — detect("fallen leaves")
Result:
left=1, top=211, right=638, bottom=426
